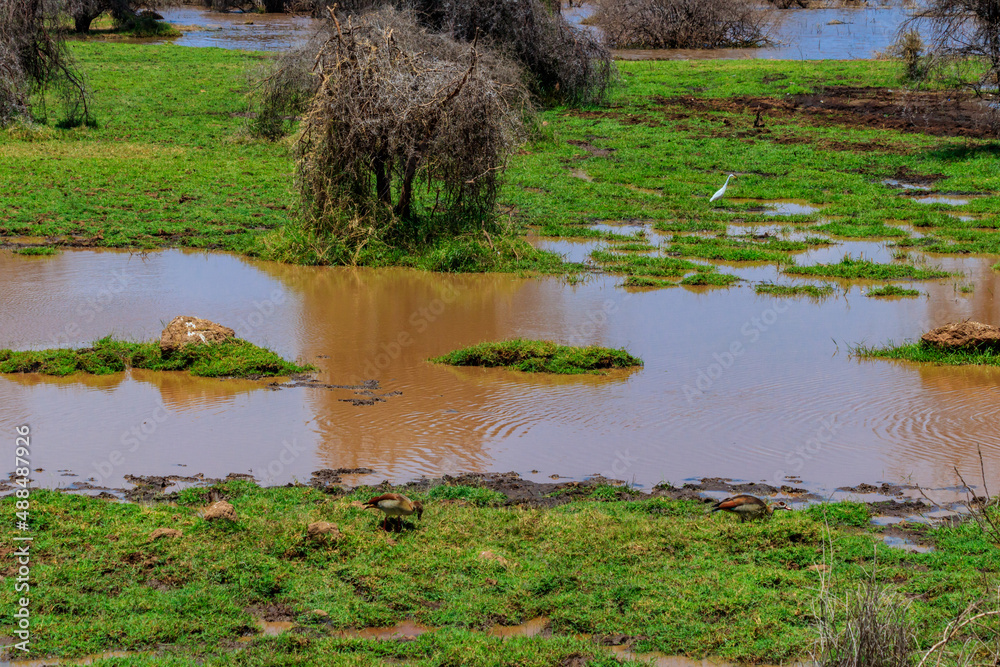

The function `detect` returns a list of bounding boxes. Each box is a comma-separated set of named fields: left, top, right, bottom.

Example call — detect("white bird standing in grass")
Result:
left=710, top=174, right=735, bottom=202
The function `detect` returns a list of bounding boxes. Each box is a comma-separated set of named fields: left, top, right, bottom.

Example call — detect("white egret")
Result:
left=710, top=174, right=735, bottom=202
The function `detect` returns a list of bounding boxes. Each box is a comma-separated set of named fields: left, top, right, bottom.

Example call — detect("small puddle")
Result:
left=912, top=195, right=973, bottom=206
left=882, top=179, right=928, bottom=191
left=569, top=168, right=594, bottom=182
left=257, top=619, right=296, bottom=636
left=881, top=535, right=934, bottom=553
left=333, top=620, right=434, bottom=640
left=487, top=616, right=551, bottom=638
left=761, top=201, right=821, bottom=216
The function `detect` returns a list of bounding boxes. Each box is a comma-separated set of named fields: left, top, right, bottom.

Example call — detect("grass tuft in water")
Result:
left=431, top=338, right=642, bottom=374
left=12, top=246, right=60, bottom=256
left=853, top=341, right=1000, bottom=366
left=680, top=272, right=740, bottom=286
left=785, top=256, right=950, bottom=281
left=622, top=275, right=678, bottom=288
left=756, top=282, right=835, bottom=298
left=865, top=285, right=921, bottom=298
left=0, top=337, right=312, bottom=378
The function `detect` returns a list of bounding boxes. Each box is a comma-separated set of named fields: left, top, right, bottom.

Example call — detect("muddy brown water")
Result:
left=152, top=3, right=917, bottom=61
left=2, top=246, right=1000, bottom=495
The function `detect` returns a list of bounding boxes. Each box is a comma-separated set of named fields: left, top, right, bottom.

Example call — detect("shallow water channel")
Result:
left=2, top=247, right=999, bottom=494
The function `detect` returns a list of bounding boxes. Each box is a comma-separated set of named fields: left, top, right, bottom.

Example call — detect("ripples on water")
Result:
left=2, top=248, right=1000, bottom=494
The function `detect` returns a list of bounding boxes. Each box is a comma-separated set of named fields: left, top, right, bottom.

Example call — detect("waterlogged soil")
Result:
left=660, top=87, right=1000, bottom=140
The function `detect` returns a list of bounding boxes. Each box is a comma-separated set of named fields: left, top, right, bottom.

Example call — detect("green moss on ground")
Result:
left=0, top=336, right=311, bottom=378
left=431, top=339, right=642, bottom=374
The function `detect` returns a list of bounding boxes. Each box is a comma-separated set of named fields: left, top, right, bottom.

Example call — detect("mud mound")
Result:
left=160, top=315, right=235, bottom=353
left=921, top=321, right=1000, bottom=350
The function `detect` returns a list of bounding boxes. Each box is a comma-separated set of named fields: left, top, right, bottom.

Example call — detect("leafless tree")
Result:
left=0, top=0, right=90, bottom=126
left=594, top=0, right=771, bottom=49
left=902, top=0, right=1000, bottom=91
left=295, top=8, right=531, bottom=246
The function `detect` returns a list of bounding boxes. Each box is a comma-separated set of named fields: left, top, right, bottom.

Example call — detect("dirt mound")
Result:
left=160, top=316, right=235, bottom=353
left=921, top=321, right=1000, bottom=350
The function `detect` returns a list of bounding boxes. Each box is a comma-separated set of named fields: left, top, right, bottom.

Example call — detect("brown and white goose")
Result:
left=364, top=493, right=424, bottom=531
left=707, top=495, right=791, bottom=522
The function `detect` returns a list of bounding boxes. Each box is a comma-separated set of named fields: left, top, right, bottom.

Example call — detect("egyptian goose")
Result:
left=364, top=493, right=423, bottom=530
left=707, top=495, right=790, bottom=522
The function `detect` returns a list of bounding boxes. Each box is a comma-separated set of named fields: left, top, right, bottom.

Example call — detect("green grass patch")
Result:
left=622, top=275, right=678, bottom=288
left=665, top=235, right=806, bottom=264
left=430, top=338, right=642, bottom=374
left=425, top=485, right=508, bottom=507
left=784, top=256, right=950, bottom=281
left=0, top=336, right=311, bottom=378
left=590, top=249, right=708, bottom=277
left=756, top=282, right=836, bottom=298
left=4, top=487, right=1000, bottom=664
left=12, top=246, right=59, bottom=256
left=865, top=284, right=922, bottom=298
left=853, top=340, right=1000, bottom=366
left=680, top=272, right=740, bottom=286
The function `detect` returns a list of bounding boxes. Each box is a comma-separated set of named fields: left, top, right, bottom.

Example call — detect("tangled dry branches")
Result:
left=295, top=8, right=530, bottom=247
left=594, top=0, right=771, bottom=49
left=0, top=0, right=90, bottom=126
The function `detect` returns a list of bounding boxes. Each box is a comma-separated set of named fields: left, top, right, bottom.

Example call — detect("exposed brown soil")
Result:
left=837, top=482, right=905, bottom=496
left=246, top=603, right=296, bottom=623
left=657, top=86, right=1000, bottom=139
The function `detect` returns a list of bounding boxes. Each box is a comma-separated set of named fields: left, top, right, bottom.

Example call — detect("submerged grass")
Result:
left=756, top=282, right=836, bottom=298
left=680, top=272, right=740, bottom=286
left=865, top=285, right=922, bottom=298
left=2, top=485, right=1000, bottom=664
left=785, top=256, right=950, bottom=281
left=12, top=246, right=59, bottom=255
left=0, top=336, right=311, bottom=378
left=431, top=339, right=642, bottom=374
left=853, top=341, right=1000, bottom=366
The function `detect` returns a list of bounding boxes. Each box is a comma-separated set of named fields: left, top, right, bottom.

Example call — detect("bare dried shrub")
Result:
left=812, top=555, right=915, bottom=667
left=405, top=0, right=613, bottom=105
left=246, top=32, right=324, bottom=139
left=295, top=9, right=531, bottom=247
left=0, top=0, right=90, bottom=126
left=293, top=0, right=611, bottom=105
left=883, top=30, right=929, bottom=82
left=594, top=0, right=771, bottom=49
